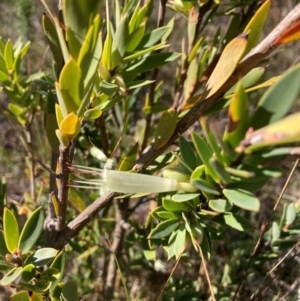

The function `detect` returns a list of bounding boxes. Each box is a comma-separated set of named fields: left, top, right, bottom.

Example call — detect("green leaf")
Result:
left=148, top=219, right=180, bottom=239
left=162, top=199, right=188, bottom=212
left=272, top=222, right=280, bottom=241
left=155, top=211, right=180, bottom=220
left=201, top=228, right=211, bottom=260
left=61, top=280, right=78, bottom=301
left=209, top=157, right=232, bottom=184
left=118, top=142, right=139, bottom=171
left=136, top=26, right=170, bottom=49
left=126, top=24, right=146, bottom=52
left=99, top=80, right=118, bottom=95
left=174, top=224, right=186, bottom=259
left=251, top=64, right=300, bottom=129
left=111, top=14, right=129, bottom=68
left=45, top=114, right=59, bottom=154
left=77, top=14, right=102, bottom=90
left=223, top=189, right=260, bottom=212
left=59, top=57, right=83, bottom=109
left=285, top=203, right=296, bottom=226
left=4, top=40, right=14, bottom=71
left=83, top=108, right=102, bottom=120
left=21, top=264, right=36, bottom=282
left=172, top=193, right=199, bottom=202
left=42, top=13, right=63, bottom=68
left=223, top=81, right=249, bottom=149
left=8, top=103, right=24, bottom=116
left=154, top=109, right=178, bottom=150
left=191, top=132, right=219, bottom=182
left=209, top=199, right=232, bottom=213
left=0, top=176, right=7, bottom=208
left=63, top=0, right=102, bottom=60
left=242, top=0, right=271, bottom=56
left=214, top=213, right=254, bottom=231
left=30, top=248, right=58, bottom=267
left=0, top=231, right=9, bottom=256
left=179, top=136, right=196, bottom=170
left=3, top=208, right=19, bottom=253
left=124, top=52, right=181, bottom=74
left=18, top=206, right=44, bottom=254
left=191, top=178, right=220, bottom=196
left=40, top=267, right=60, bottom=282
left=0, top=267, right=22, bottom=286
left=50, top=251, right=66, bottom=292
left=10, top=291, right=31, bottom=301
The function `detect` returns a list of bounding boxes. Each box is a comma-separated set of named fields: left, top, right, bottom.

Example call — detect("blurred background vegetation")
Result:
left=0, top=1, right=300, bottom=300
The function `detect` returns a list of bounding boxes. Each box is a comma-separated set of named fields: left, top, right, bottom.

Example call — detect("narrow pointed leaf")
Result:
left=18, top=207, right=44, bottom=254
left=191, top=132, right=219, bottom=182
left=285, top=203, right=296, bottom=226
left=118, top=142, right=139, bottom=171
left=124, top=52, right=181, bottom=74
left=224, top=81, right=249, bottom=149
left=242, top=0, right=271, bottom=55
left=136, top=26, right=170, bottom=49
left=206, top=33, right=248, bottom=98
left=251, top=64, right=300, bottom=129
left=148, top=219, right=180, bottom=239
left=111, top=15, right=129, bottom=68
left=174, top=224, right=186, bottom=259
left=179, top=136, right=196, bottom=170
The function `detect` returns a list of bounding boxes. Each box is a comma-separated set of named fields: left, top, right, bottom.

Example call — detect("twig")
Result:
left=134, top=4, right=300, bottom=171
left=156, top=252, right=183, bottom=301
left=199, top=246, right=216, bottom=301
left=34, top=156, right=59, bottom=178
left=232, top=159, right=299, bottom=301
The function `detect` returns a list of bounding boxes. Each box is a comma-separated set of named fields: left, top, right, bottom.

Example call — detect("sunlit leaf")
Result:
left=223, top=189, right=260, bottom=212
left=0, top=267, right=22, bottom=286
left=172, top=193, right=199, bottom=202
left=214, top=213, right=254, bottom=231
left=242, top=0, right=271, bottom=55
left=285, top=203, right=296, bottom=226
left=11, top=291, right=31, bottom=301
left=205, top=33, right=248, bottom=98
left=3, top=208, right=19, bottom=253
left=59, top=112, right=81, bottom=140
